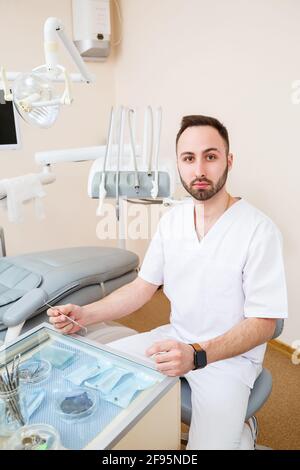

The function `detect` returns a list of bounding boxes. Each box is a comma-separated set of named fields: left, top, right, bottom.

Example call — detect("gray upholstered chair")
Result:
left=180, top=319, right=284, bottom=440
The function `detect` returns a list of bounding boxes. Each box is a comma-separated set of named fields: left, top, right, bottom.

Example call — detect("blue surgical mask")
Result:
left=34, top=345, right=76, bottom=369
left=66, top=356, right=112, bottom=386
left=134, top=371, right=159, bottom=390
left=104, top=376, right=138, bottom=408
left=26, top=390, right=45, bottom=418
left=103, top=372, right=158, bottom=408
left=84, top=366, right=132, bottom=394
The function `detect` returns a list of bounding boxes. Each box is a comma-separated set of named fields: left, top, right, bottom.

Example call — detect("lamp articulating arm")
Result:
left=0, top=17, right=94, bottom=110
left=43, top=17, right=94, bottom=84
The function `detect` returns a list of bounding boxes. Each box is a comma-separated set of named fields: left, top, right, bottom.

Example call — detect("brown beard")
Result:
left=179, top=161, right=229, bottom=201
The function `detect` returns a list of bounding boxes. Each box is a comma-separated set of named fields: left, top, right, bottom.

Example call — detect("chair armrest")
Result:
left=272, top=319, right=284, bottom=339
left=0, top=226, right=6, bottom=257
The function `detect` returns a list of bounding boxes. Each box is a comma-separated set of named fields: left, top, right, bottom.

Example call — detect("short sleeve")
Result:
left=138, top=222, right=164, bottom=286
left=243, top=222, right=288, bottom=319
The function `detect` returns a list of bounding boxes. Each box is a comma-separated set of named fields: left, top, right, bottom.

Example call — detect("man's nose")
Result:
left=194, top=160, right=206, bottom=178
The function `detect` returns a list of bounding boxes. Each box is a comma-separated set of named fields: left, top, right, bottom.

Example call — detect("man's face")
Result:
left=177, top=126, right=233, bottom=201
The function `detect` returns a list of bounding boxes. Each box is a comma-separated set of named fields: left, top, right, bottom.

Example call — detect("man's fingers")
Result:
left=46, top=307, right=59, bottom=317
left=156, top=361, right=177, bottom=373
left=59, top=323, right=74, bottom=335
left=48, top=316, right=70, bottom=329
left=154, top=352, right=173, bottom=363
left=47, top=304, right=74, bottom=317
left=146, top=340, right=177, bottom=356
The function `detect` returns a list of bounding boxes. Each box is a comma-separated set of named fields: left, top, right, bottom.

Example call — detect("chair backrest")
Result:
left=272, top=318, right=284, bottom=340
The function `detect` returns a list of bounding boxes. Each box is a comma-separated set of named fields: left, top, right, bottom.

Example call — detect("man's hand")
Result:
left=146, top=340, right=195, bottom=376
left=47, top=303, right=85, bottom=335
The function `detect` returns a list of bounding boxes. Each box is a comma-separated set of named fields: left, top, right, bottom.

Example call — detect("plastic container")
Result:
left=4, top=423, right=62, bottom=450
left=53, top=387, right=97, bottom=422
left=19, top=359, right=52, bottom=385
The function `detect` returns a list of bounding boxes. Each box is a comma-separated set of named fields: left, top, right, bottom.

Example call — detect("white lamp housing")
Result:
left=72, top=0, right=111, bottom=60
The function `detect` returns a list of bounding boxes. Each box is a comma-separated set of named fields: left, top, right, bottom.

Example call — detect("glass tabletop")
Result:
left=0, top=323, right=177, bottom=450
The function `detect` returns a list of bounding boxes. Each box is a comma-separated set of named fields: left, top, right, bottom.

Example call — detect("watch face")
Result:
left=195, top=350, right=207, bottom=369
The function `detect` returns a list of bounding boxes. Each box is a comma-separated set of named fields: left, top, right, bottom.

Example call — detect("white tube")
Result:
left=142, top=106, right=154, bottom=175
left=142, top=107, right=148, bottom=168
left=116, top=106, right=126, bottom=221
left=97, top=106, right=115, bottom=216
left=128, top=109, right=140, bottom=193
left=151, top=107, right=162, bottom=199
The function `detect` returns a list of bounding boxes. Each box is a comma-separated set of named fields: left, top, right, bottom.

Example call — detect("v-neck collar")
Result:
left=190, top=197, right=244, bottom=247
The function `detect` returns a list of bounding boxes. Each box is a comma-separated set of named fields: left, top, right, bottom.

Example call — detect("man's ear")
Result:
left=228, top=153, right=234, bottom=171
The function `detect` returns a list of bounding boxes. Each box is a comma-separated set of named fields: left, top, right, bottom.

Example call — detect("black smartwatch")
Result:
left=189, top=343, right=207, bottom=369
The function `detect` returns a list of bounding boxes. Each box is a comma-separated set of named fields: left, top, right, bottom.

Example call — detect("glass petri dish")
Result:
left=4, top=423, right=62, bottom=450
left=19, top=358, right=52, bottom=385
left=53, top=387, right=97, bottom=421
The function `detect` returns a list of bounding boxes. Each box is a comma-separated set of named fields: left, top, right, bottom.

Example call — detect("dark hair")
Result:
left=176, top=115, right=230, bottom=155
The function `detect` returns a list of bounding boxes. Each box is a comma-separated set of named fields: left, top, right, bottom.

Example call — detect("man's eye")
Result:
left=184, top=156, right=194, bottom=162
left=207, top=155, right=216, bottom=161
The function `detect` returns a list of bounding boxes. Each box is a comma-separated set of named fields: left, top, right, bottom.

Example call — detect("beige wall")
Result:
left=0, top=0, right=116, bottom=254
left=113, top=0, right=299, bottom=347
left=0, top=0, right=298, bottom=347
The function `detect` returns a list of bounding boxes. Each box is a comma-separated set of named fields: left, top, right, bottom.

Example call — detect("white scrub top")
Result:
left=138, top=198, right=288, bottom=388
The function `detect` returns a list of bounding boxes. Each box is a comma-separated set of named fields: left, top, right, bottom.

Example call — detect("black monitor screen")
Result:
left=0, top=90, right=19, bottom=148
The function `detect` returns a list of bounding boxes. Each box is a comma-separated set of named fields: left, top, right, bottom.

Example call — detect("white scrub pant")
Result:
left=101, top=326, right=254, bottom=450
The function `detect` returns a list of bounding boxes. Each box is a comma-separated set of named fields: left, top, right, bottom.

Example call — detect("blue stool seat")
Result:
left=180, top=367, right=273, bottom=425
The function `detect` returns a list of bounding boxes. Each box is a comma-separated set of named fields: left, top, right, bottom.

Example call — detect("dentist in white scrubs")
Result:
left=48, top=115, right=288, bottom=450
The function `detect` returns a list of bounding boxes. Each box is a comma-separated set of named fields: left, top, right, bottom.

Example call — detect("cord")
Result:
left=112, top=0, right=123, bottom=47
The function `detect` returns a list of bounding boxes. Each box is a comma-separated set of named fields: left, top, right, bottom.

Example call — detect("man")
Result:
left=47, top=115, right=288, bottom=450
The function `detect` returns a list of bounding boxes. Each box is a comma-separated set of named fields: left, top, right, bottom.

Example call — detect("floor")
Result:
left=118, top=289, right=300, bottom=450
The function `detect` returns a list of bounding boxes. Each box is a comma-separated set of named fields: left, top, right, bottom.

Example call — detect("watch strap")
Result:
left=190, top=343, right=203, bottom=353
left=189, top=343, right=207, bottom=369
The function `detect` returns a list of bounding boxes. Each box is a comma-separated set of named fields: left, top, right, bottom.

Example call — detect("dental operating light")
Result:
left=0, top=17, right=94, bottom=128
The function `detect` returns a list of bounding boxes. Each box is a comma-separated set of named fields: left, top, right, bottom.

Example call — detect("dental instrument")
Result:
left=44, top=303, right=87, bottom=335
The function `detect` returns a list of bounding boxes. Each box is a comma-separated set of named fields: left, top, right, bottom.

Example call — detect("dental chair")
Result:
left=180, top=318, right=284, bottom=447
left=0, top=230, right=139, bottom=345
